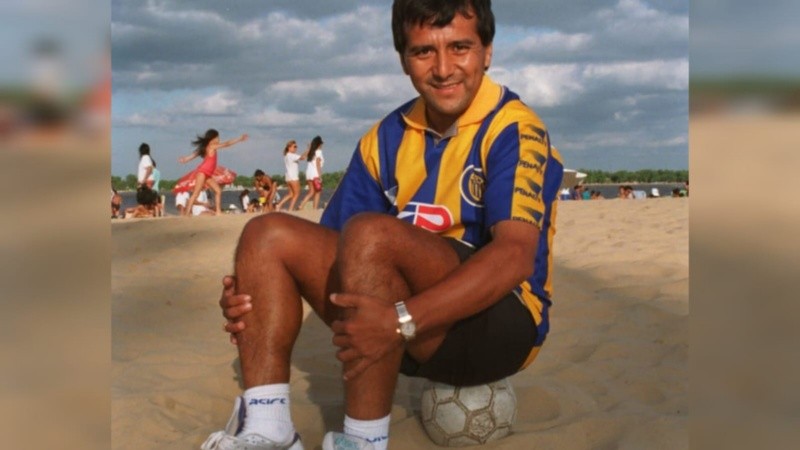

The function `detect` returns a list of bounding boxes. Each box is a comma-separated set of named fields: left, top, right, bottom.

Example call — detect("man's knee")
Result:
left=237, top=213, right=301, bottom=258
left=340, top=213, right=406, bottom=259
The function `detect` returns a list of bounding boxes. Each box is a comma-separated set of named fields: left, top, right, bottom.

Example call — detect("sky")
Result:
left=111, top=0, right=691, bottom=179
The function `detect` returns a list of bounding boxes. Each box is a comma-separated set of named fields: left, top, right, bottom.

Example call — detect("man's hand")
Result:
left=219, top=275, right=252, bottom=345
left=330, top=293, right=404, bottom=381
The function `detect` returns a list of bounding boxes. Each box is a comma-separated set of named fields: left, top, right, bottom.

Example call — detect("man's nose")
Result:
left=432, top=53, right=455, bottom=80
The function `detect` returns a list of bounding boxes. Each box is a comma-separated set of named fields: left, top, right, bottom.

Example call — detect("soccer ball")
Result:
left=420, top=378, right=517, bottom=447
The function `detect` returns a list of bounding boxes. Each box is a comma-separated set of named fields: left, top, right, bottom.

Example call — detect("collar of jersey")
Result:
left=401, top=75, right=503, bottom=131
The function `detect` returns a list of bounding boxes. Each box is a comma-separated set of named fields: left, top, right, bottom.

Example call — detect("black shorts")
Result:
left=399, top=239, right=538, bottom=386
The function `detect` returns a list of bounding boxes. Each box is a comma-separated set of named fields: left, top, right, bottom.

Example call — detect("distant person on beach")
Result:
left=178, top=129, right=248, bottom=216
left=275, top=140, right=308, bottom=211
left=111, top=187, right=121, bottom=218
left=240, top=189, right=255, bottom=213
left=150, top=160, right=164, bottom=217
left=175, top=191, right=190, bottom=215
left=296, top=135, right=325, bottom=211
left=206, top=2, right=563, bottom=449
left=192, top=189, right=215, bottom=216
left=137, top=142, right=154, bottom=189
left=135, top=143, right=159, bottom=209
left=253, top=169, right=276, bottom=213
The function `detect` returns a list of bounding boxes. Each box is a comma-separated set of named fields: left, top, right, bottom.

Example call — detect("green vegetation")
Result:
left=690, top=76, right=800, bottom=111
left=579, top=169, right=688, bottom=184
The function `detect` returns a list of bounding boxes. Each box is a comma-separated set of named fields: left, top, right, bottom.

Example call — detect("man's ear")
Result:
left=484, top=43, right=493, bottom=71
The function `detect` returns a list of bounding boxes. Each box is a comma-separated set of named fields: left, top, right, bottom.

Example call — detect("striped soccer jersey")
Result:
left=321, top=76, right=563, bottom=362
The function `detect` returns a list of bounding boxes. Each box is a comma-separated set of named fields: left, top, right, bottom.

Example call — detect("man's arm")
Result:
left=330, top=219, right=539, bottom=380
left=406, top=219, right=538, bottom=336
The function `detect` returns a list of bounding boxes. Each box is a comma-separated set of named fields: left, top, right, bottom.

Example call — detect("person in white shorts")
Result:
left=175, top=191, right=190, bottom=216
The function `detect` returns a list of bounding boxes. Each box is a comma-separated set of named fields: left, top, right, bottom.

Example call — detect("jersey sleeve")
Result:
left=483, top=121, right=550, bottom=230
left=320, top=143, right=391, bottom=231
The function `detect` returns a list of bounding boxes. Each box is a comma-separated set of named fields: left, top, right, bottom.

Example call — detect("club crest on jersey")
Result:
left=460, top=165, right=485, bottom=207
left=397, top=202, right=453, bottom=232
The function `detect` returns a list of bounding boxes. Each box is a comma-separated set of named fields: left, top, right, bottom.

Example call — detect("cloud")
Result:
left=111, top=1, right=689, bottom=178
left=583, top=59, right=688, bottom=90
left=509, top=30, right=593, bottom=56
left=115, top=112, right=171, bottom=127
left=492, top=64, right=585, bottom=107
left=188, top=91, right=241, bottom=115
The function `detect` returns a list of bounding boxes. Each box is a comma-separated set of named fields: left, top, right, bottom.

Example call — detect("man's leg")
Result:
left=335, top=213, right=463, bottom=446
left=216, top=213, right=340, bottom=447
left=234, top=212, right=341, bottom=387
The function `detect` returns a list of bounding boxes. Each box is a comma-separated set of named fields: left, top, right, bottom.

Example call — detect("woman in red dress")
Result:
left=178, top=128, right=248, bottom=216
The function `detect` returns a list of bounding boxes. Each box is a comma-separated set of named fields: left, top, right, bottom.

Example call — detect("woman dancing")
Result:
left=178, top=128, right=248, bottom=216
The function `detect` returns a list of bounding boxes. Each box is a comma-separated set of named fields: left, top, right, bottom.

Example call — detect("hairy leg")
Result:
left=234, top=213, right=342, bottom=387
left=337, top=213, right=462, bottom=419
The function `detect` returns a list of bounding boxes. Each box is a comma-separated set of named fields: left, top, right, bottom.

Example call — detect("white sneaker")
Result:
left=201, top=396, right=303, bottom=450
left=201, top=431, right=303, bottom=450
left=321, top=432, right=375, bottom=450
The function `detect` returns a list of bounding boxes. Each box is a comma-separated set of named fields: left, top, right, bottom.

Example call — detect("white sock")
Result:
left=238, top=384, right=295, bottom=444
left=344, top=414, right=390, bottom=450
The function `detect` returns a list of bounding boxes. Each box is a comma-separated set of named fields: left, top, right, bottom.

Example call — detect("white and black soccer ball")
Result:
left=420, top=378, right=517, bottom=447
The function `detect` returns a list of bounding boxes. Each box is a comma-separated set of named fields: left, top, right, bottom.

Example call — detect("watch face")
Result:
left=400, top=321, right=416, bottom=339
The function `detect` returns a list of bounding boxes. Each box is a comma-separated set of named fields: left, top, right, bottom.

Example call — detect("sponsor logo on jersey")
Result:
left=397, top=202, right=454, bottom=232
left=520, top=133, right=544, bottom=144
left=460, top=165, right=485, bottom=207
left=518, top=158, right=544, bottom=175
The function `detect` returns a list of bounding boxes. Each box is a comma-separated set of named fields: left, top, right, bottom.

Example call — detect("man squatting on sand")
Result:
left=204, top=1, right=564, bottom=449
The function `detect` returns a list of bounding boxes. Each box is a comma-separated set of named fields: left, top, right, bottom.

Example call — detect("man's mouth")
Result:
left=431, top=81, right=460, bottom=94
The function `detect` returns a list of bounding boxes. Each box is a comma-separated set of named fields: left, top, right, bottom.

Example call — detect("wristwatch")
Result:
left=394, top=301, right=417, bottom=342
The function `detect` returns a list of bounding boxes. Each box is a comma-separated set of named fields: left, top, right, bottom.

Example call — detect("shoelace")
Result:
left=200, top=430, right=228, bottom=449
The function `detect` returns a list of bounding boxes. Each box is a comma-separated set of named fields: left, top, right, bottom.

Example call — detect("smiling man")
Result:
left=203, top=1, right=564, bottom=449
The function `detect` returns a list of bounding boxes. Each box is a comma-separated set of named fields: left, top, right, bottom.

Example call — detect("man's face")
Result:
left=400, top=11, right=492, bottom=133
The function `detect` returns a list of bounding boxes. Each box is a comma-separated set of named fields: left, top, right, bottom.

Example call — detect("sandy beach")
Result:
left=112, top=198, right=688, bottom=449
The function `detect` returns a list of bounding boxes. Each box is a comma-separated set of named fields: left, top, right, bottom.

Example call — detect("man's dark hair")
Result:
left=253, top=169, right=265, bottom=178
left=391, top=0, right=495, bottom=54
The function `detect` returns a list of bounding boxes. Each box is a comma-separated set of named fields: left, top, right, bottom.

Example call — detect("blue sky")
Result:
left=110, top=0, right=690, bottom=179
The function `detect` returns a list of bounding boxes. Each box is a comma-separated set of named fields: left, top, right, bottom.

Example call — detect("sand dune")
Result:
left=112, top=199, right=688, bottom=449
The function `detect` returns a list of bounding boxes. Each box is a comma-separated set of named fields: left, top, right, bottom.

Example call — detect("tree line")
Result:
left=111, top=171, right=346, bottom=191
left=579, top=169, right=688, bottom=184
left=112, top=168, right=687, bottom=191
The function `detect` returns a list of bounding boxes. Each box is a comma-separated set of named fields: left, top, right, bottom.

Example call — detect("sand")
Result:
left=112, top=198, right=688, bottom=449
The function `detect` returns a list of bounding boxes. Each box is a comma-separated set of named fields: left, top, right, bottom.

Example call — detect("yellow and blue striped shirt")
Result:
left=321, top=76, right=563, bottom=356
